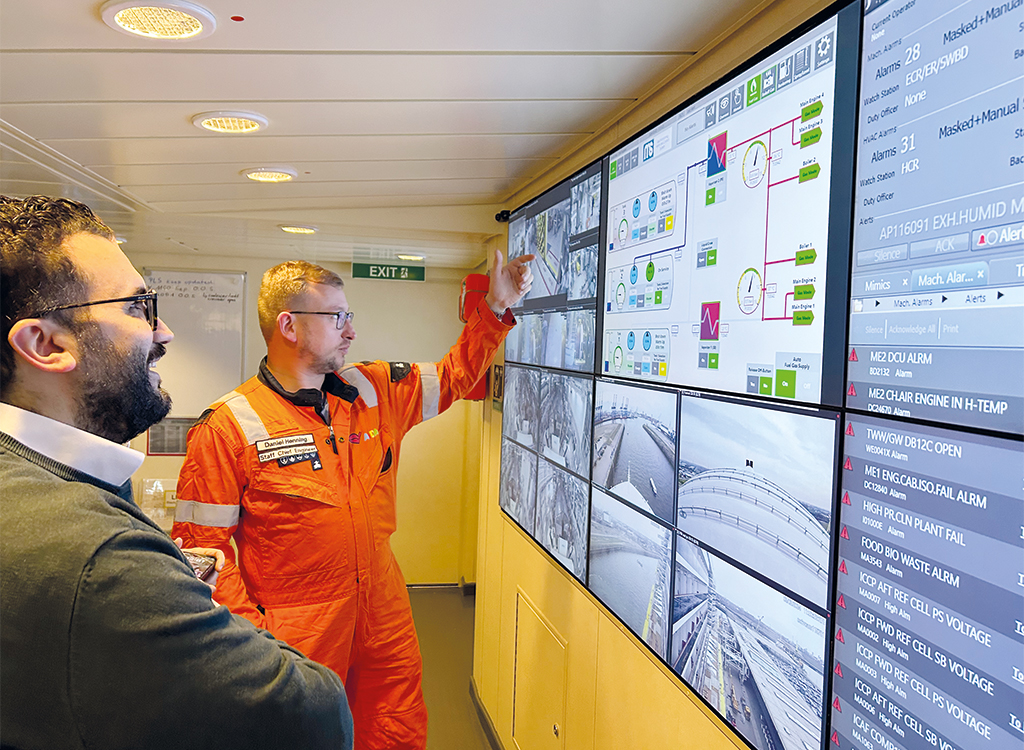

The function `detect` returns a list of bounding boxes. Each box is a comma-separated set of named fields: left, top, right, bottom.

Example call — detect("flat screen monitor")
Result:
left=589, top=488, right=673, bottom=658
left=505, top=160, right=604, bottom=374
left=599, top=8, right=858, bottom=405
left=845, top=0, right=1024, bottom=434
left=592, top=379, right=679, bottom=524
left=673, top=533, right=830, bottom=750
left=677, top=393, right=841, bottom=609
left=829, top=414, right=1023, bottom=750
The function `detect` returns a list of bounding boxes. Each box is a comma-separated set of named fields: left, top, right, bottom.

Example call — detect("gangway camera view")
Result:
left=672, top=535, right=828, bottom=750
left=592, top=380, right=678, bottom=524
left=535, top=460, right=589, bottom=580
left=602, top=15, right=846, bottom=403
left=499, top=439, right=537, bottom=535
left=677, top=395, right=838, bottom=608
left=507, top=161, right=602, bottom=374
left=589, top=488, right=672, bottom=658
left=539, top=371, right=592, bottom=477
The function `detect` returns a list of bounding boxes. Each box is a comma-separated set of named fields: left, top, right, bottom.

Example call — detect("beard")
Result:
left=299, top=341, right=345, bottom=375
left=74, top=324, right=172, bottom=444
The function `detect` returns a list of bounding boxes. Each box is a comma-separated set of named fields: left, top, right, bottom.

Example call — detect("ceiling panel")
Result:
left=134, top=177, right=516, bottom=203
left=0, top=52, right=681, bottom=103
left=43, top=133, right=580, bottom=166
left=151, top=193, right=505, bottom=213
left=0, top=0, right=776, bottom=269
left=88, top=158, right=556, bottom=185
left=1, top=100, right=611, bottom=140
left=1, top=0, right=762, bottom=54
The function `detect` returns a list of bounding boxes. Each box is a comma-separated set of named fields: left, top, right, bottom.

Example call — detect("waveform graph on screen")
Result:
left=707, top=131, right=728, bottom=177
left=700, top=302, right=721, bottom=341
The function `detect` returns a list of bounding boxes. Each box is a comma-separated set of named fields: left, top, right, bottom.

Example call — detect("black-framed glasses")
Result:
left=30, top=290, right=159, bottom=331
left=288, top=310, right=355, bottom=330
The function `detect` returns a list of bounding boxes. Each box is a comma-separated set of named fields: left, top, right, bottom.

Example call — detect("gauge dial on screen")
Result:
left=742, top=140, right=768, bottom=188
left=737, top=267, right=763, bottom=314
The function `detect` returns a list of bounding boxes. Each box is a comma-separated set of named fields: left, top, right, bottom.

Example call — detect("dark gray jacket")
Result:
left=0, top=433, right=353, bottom=749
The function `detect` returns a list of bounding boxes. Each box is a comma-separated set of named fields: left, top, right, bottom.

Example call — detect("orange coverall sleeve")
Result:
left=172, top=416, right=267, bottom=630
left=384, top=296, right=513, bottom=440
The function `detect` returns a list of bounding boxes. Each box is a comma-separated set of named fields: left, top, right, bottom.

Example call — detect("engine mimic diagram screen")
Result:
left=601, top=15, right=841, bottom=403
left=846, top=0, right=1024, bottom=435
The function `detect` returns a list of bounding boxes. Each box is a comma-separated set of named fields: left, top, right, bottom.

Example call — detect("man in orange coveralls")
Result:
left=172, top=250, right=532, bottom=750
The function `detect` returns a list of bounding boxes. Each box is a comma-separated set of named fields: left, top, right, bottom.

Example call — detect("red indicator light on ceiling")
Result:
left=230, top=15, right=244, bottom=21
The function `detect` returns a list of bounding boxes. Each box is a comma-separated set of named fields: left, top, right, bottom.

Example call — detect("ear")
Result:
left=7, top=318, right=79, bottom=374
left=276, top=311, right=299, bottom=343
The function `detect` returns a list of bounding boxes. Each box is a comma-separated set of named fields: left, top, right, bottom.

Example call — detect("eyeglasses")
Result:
left=31, top=290, right=159, bottom=331
left=288, top=310, right=355, bottom=330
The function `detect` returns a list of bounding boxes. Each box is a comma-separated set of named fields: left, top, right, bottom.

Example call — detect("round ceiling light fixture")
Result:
left=243, top=167, right=298, bottom=183
left=101, top=1, right=217, bottom=40
left=192, top=111, right=268, bottom=134
left=279, top=224, right=318, bottom=234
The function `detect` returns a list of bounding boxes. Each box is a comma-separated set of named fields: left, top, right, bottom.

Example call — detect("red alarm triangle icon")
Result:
left=846, top=422, right=855, bottom=437
left=836, top=628, right=845, bottom=644
left=840, top=526, right=850, bottom=540
left=834, top=662, right=844, bottom=677
left=834, top=697, right=842, bottom=712
left=839, top=560, right=848, bottom=575
left=848, top=383, right=857, bottom=397
left=849, top=349, right=858, bottom=362
left=832, top=730, right=841, bottom=746
left=842, top=491, right=851, bottom=505
left=837, top=594, right=847, bottom=609
left=844, top=457, right=853, bottom=471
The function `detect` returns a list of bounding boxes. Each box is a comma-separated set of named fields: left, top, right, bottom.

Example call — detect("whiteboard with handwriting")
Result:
left=143, top=269, right=246, bottom=418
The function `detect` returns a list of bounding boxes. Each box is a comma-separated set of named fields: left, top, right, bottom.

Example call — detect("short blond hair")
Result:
left=258, top=261, right=344, bottom=341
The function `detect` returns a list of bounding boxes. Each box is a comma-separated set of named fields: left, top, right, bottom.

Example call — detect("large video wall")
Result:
left=498, top=2, right=1023, bottom=750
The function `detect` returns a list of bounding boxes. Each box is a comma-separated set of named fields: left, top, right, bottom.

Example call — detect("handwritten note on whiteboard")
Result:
left=143, top=269, right=246, bottom=418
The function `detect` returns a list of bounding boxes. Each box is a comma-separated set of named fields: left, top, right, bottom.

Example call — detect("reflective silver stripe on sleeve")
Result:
left=174, top=500, right=240, bottom=528
left=418, top=362, right=440, bottom=421
left=339, top=366, right=379, bottom=408
left=222, top=392, right=270, bottom=444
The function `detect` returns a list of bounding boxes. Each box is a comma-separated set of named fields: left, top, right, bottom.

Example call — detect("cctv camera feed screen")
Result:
left=592, top=379, right=678, bottom=524
left=672, top=533, right=829, bottom=750
left=829, top=414, right=1023, bottom=750
left=588, top=488, right=672, bottom=659
left=600, top=9, right=857, bottom=405
left=677, top=394, right=840, bottom=609
left=538, top=370, right=593, bottom=478
left=846, top=0, right=1024, bottom=435
left=535, top=458, right=590, bottom=581
left=507, top=160, right=603, bottom=373
left=499, top=438, right=538, bottom=535
left=502, top=365, right=539, bottom=448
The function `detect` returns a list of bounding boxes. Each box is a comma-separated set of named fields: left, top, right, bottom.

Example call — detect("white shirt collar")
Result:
left=0, top=403, right=144, bottom=486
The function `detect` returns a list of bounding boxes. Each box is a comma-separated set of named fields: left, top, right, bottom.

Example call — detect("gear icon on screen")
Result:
left=817, top=35, right=832, bottom=57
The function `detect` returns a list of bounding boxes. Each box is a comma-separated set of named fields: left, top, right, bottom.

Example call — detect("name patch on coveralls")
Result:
left=255, top=433, right=315, bottom=452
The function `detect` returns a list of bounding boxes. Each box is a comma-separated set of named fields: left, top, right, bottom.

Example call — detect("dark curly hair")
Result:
left=1, top=196, right=114, bottom=392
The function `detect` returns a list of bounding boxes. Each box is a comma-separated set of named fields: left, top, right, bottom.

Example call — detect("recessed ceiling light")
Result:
left=243, top=167, right=298, bottom=183
left=192, top=111, right=268, bottom=133
left=101, top=1, right=217, bottom=40
left=279, top=224, right=318, bottom=234
left=396, top=254, right=425, bottom=262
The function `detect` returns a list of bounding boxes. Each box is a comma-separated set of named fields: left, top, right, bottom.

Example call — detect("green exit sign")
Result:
left=352, top=263, right=424, bottom=281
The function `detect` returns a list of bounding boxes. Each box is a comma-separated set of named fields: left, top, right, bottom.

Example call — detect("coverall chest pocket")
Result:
left=353, top=428, right=398, bottom=548
left=245, top=471, right=350, bottom=580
